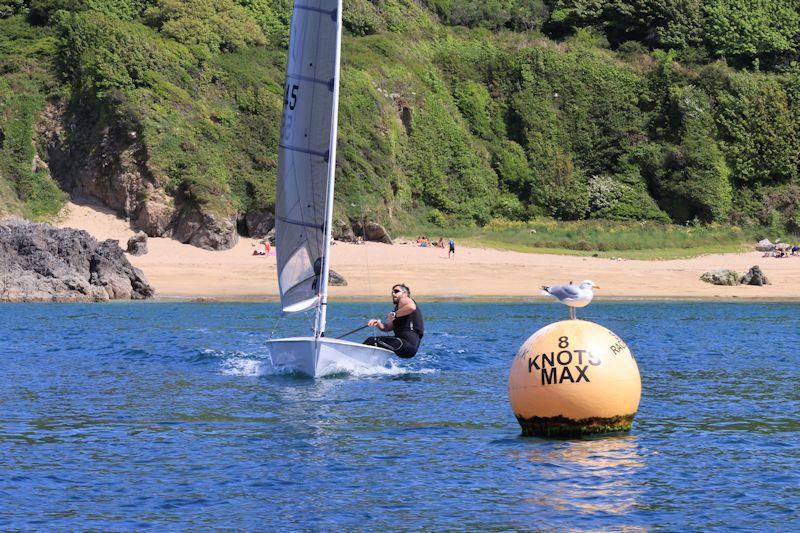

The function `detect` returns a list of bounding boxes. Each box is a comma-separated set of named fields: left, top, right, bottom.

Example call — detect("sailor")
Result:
left=364, top=283, right=424, bottom=358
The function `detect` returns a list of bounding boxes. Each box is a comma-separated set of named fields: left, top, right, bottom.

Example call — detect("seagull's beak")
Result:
left=594, top=285, right=601, bottom=290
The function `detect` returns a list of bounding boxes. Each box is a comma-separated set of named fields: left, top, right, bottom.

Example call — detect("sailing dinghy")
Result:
left=266, top=0, right=393, bottom=377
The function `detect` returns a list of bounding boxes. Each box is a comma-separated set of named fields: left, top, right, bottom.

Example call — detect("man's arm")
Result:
left=393, top=298, right=417, bottom=317
left=368, top=317, right=391, bottom=331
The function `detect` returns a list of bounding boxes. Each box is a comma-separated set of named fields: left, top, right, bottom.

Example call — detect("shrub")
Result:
left=55, top=10, right=195, bottom=97
left=759, top=184, right=800, bottom=234
left=491, top=140, right=534, bottom=196
left=234, top=0, right=289, bottom=46
left=1, top=0, right=26, bottom=17
left=588, top=174, right=669, bottom=222
left=703, top=0, right=800, bottom=65
left=405, top=92, right=497, bottom=222
left=452, top=79, right=492, bottom=139
left=493, top=192, right=526, bottom=220
left=714, top=72, right=800, bottom=186
left=343, top=0, right=385, bottom=36
left=144, top=0, right=266, bottom=61
left=428, top=208, right=446, bottom=226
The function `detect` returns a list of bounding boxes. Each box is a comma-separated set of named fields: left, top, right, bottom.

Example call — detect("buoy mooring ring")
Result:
left=508, top=320, right=641, bottom=438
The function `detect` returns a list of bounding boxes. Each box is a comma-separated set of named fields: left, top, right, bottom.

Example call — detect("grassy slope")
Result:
left=0, top=15, right=66, bottom=220
left=0, top=3, right=791, bottom=257
left=397, top=218, right=760, bottom=260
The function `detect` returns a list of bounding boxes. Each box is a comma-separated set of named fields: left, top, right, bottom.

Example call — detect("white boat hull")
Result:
left=267, top=337, right=394, bottom=377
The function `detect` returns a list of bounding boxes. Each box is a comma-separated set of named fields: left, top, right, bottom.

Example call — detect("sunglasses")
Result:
left=392, top=289, right=403, bottom=294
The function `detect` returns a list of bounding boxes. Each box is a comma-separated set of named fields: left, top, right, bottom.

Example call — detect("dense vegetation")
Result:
left=1, top=0, right=799, bottom=241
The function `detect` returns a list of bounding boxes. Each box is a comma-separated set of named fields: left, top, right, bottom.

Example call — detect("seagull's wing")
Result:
left=548, top=284, right=583, bottom=300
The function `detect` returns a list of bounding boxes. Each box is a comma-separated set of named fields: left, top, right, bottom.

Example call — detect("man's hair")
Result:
left=393, top=283, right=411, bottom=296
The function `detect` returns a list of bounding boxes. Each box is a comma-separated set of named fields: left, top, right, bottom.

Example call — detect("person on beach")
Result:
left=448, top=238, right=455, bottom=259
left=364, top=283, right=424, bottom=358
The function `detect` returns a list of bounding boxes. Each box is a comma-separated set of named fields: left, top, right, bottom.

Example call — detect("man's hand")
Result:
left=368, top=319, right=381, bottom=328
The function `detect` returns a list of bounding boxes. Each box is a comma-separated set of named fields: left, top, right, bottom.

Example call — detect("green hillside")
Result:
left=1, top=0, right=799, bottom=244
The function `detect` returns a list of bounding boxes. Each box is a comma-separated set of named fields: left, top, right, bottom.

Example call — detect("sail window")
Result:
left=280, top=245, right=315, bottom=292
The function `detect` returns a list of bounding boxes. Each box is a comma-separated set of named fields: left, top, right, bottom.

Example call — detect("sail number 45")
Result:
left=284, top=83, right=299, bottom=110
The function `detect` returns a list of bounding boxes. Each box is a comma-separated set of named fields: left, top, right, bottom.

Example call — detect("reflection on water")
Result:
left=513, top=435, right=645, bottom=516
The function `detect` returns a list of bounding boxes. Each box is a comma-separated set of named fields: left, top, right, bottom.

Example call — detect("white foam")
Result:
left=215, top=346, right=438, bottom=379
left=220, top=357, right=264, bottom=376
left=314, top=358, right=403, bottom=378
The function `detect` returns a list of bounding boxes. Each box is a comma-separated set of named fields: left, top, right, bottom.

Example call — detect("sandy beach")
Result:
left=56, top=201, right=800, bottom=301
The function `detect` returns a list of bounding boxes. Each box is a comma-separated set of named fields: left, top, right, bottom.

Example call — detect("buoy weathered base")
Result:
left=516, top=413, right=636, bottom=438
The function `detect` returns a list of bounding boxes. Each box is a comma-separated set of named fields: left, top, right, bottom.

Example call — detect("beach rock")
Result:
left=740, top=265, right=769, bottom=286
left=755, top=239, right=774, bottom=252
left=329, top=269, right=347, bottom=286
left=135, top=194, right=174, bottom=237
left=700, top=269, right=740, bottom=286
left=0, top=219, right=154, bottom=302
left=332, top=219, right=355, bottom=242
left=264, top=227, right=276, bottom=245
left=126, top=231, right=148, bottom=256
left=364, top=222, right=393, bottom=244
left=245, top=209, right=274, bottom=238
left=172, top=209, right=238, bottom=250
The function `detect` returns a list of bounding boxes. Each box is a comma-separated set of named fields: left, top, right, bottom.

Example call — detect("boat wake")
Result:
left=219, top=355, right=265, bottom=377
left=208, top=348, right=437, bottom=379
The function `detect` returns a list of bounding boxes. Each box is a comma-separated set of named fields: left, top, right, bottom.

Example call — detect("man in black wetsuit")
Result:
left=363, top=283, right=424, bottom=358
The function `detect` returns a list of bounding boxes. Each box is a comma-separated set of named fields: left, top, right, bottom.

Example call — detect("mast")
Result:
left=314, top=0, right=343, bottom=337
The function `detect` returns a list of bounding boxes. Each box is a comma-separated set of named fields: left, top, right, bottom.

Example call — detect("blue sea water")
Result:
left=1, top=301, right=798, bottom=530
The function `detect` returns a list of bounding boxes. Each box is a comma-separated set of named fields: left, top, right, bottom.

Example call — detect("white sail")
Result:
left=276, top=0, right=340, bottom=314
left=267, top=0, right=394, bottom=376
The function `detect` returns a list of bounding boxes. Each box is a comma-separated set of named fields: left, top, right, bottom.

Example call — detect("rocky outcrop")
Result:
left=700, top=265, right=770, bottom=287
left=172, top=209, right=239, bottom=250
left=740, top=265, right=769, bottom=286
left=135, top=190, right=174, bottom=237
left=126, top=231, right=148, bottom=256
left=40, top=102, right=238, bottom=250
left=700, top=269, right=740, bottom=286
left=244, top=209, right=274, bottom=238
left=264, top=227, right=276, bottom=246
left=332, top=218, right=355, bottom=242
left=0, top=219, right=154, bottom=302
left=364, top=222, right=393, bottom=244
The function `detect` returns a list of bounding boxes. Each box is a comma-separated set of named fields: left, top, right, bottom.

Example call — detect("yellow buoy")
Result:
left=508, top=319, right=641, bottom=437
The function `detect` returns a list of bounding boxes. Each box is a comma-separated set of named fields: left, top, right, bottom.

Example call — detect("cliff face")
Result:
left=0, top=218, right=154, bottom=302
left=40, top=103, right=240, bottom=250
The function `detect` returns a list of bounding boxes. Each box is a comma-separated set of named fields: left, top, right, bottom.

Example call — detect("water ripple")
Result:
left=0, top=301, right=798, bottom=530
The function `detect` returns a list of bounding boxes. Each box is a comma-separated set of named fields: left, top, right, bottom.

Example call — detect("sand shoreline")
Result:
left=54, top=201, right=800, bottom=302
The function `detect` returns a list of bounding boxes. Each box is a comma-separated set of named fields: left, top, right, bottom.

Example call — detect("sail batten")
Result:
left=277, top=143, right=330, bottom=160
left=275, top=0, right=340, bottom=316
left=285, top=73, right=335, bottom=90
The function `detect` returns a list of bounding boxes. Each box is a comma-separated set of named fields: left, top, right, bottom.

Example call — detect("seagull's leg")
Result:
left=570, top=307, right=576, bottom=320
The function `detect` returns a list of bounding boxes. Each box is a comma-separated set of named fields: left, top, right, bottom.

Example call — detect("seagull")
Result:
left=541, top=280, right=600, bottom=319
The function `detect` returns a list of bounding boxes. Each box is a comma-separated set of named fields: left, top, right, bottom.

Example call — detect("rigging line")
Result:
left=268, top=302, right=282, bottom=341
left=305, top=308, right=317, bottom=334
left=359, top=187, right=376, bottom=320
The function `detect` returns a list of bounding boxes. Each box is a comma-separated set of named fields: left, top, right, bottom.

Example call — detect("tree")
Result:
left=704, top=0, right=800, bottom=66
